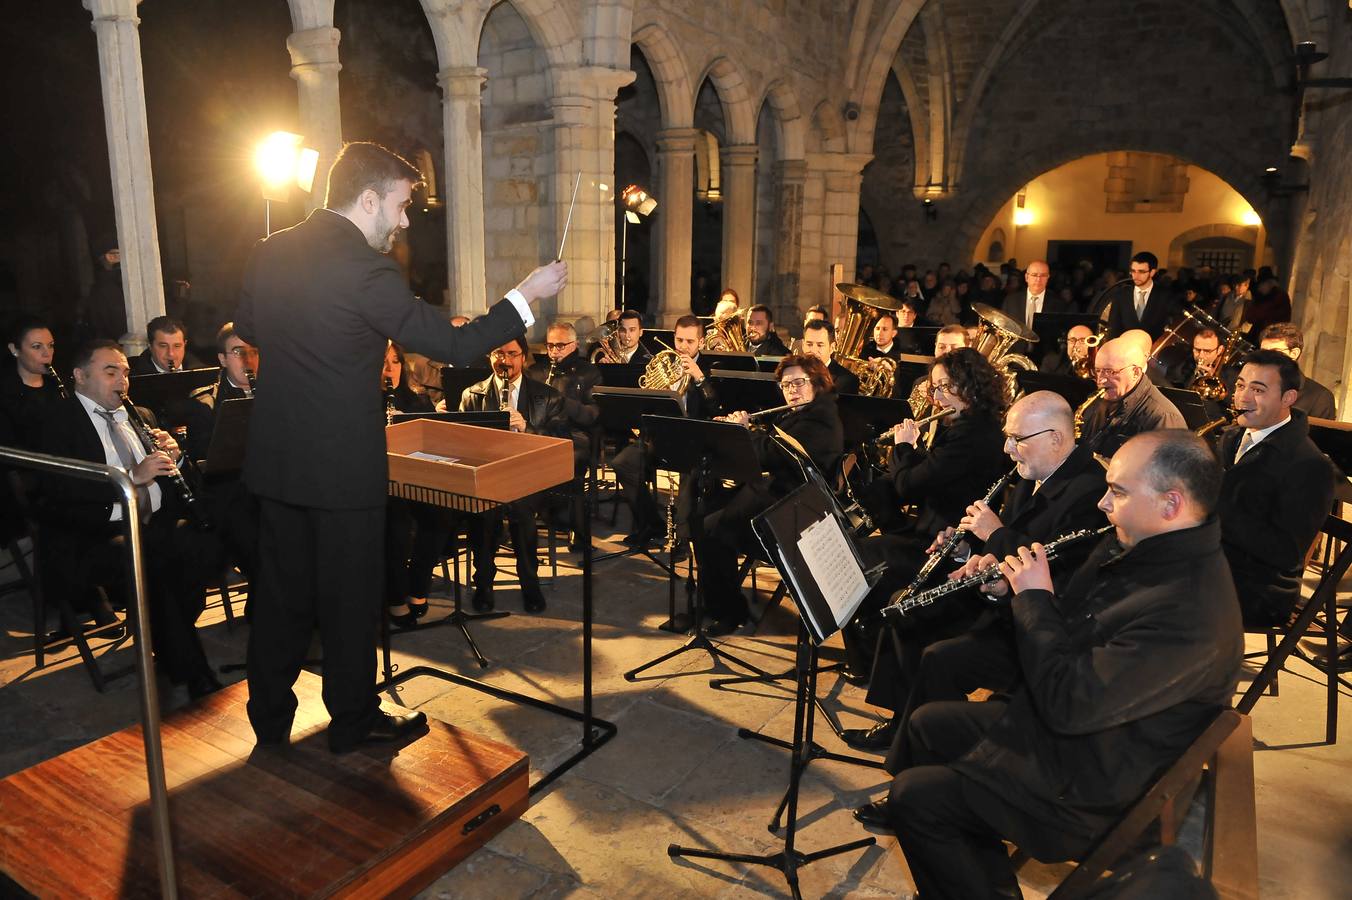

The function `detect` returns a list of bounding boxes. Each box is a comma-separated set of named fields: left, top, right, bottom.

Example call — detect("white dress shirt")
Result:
left=76, top=391, right=163, bottom=520
left=1234, top=415, right=1291, bottom=463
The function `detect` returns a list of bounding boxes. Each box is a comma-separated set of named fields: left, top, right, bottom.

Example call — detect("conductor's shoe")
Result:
left=330, top=711, right=428, bottom=754
left=839, top=720, right=896, bottom=751
left=852, top=797, right=892, bottom=830
left=471, top=587, right=494, bottom=612
left=522, top=584, right=547, bottom=614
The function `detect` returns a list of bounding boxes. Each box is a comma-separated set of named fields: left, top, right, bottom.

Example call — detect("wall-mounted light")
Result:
left=922, top=198, right=937, bottom=222
left=1240, top=209, right=1262, bottom=227
left=1013, top=208, right=1035, bottom=227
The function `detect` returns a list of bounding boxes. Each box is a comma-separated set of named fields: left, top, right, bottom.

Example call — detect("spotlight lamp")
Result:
left=621, top=184, right=657, bottom=217
left=255, top=130, right=319, bottom=235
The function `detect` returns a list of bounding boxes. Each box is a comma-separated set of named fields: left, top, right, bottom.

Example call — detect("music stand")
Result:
left=640, top=328, right=675, bottom=355
left=709, top=369, right=782, bottom=414
left=836, top=394, right=914, bottom=450
left=594, top=362, right=645, bottom=388
left=622, top=415, right=771, bottom=682
left=382, top=413, right=510, bottom=668
left=756, top=355, right=786, bottom=373
left=897, top=326, right=940, bottom=355
left=668, top=480, right=877, bottom=897
left=1159, top=386, right=1212, bottom=431
left=439, top=366, right=494, bottom=407
left=199, top=398, right=252, bottom=474
left=699, top=351, right=758, bottom=372
left=890, top=356, right=932, bottom=402
left=1016, top=370, right=1097, bottom=410
left=127, top=367, right=221, bottom=412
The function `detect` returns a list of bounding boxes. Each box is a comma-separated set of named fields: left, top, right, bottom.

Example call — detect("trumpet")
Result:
left=872, top=407, right=957, bottom=446
left=118, top=392, right=210, bottom=530
left=880, top=524, right=1114, bottom=619
left=895, top=467, right=1018, bottom=602
left=46, top=364, right=68, bottom=400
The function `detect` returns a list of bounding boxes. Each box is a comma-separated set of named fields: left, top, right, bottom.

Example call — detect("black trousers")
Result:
left=888, top=701, right=1089, bottom=900
left=612, top=441, right=658, bottom=533
left=384, top=499, right=453, bottom=604
left=468, top=497, right=540, bottom=592
left=246, top=498, right=384, bottom=748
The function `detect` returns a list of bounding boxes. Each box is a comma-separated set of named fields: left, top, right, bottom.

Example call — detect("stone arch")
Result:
left=888, top=60, right=926, bottom=194
left=811, top=100, right=846, bottom=153
left=697, top=56, right=757, bottom=146
left=849, top=0, right=926, bottom=154
left=286, top=0, right=335, bottom=31
left=1167, top=223, right=1260, bottom=270
left=471, top=0, right=580, bottom=85
left=631, top=22, right=694, bottom=128
left=758, top=79, right=806, bottom=161
left=582, top=0, right=635, bottom=70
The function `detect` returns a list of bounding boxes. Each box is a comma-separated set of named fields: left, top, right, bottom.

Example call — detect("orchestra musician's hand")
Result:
left=999, top=542, right=1054, bottom=594
left=716, top=410, right=751, bottom=427
left=960, top=500, right=1003, bottom=542
left=508, top=408, right=527, bottom=433
left=679, top=354, right=706, bottom=384
left=434, top=398, right=448, bottom=413
left=150, top=428, right=182, bottom=462
left=514, top=260, right=569, bottom=304
left=925, top=526, right=956, bottom=554
left=892, top=419, right=920, bottom=447
left=953, top=553, right=1010, bottom=598
left=131, top=450, right=178, bottom=486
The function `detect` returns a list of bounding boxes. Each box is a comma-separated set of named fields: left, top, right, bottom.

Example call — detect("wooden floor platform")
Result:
left=0, top=671, right=529, bottom=899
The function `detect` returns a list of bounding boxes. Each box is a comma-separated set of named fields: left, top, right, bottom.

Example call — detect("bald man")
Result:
left=1077, top=333, right=1185, bottom=458
left=1003, top=261, right=1068, bottom=333
left=1040, top=324, right=1095, bottom=378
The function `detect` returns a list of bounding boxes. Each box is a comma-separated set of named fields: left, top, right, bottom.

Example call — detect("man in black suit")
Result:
left=1002, top=260, right=1068, bottom=334
left=1105, top=251, right=1179, bottom=340
left=849, top=392, right=1107, bottom=817
left=1078, top=334, right=1186, bottom=457
left=461, top=335, right=568, bottom=613
left=799, top=319, right=860, bottom=395
left=596, top=309, right=652, bottom=365
left=37, top=340, right=221, bottom=698
left=1258, top=323, right=1337, bottom=419
left=129, top=315, right=202, bottom=375
left=1219, top=350, right=1335, bottom=626
left=746, top=304, right=789, bottom=356
left=529, top=320, right=601, bottom=469
left=862, top=312, right=903, bottom=361
left=885, top=431, right=1240, bottom=897
left=235, top=141, right=566, bottom=753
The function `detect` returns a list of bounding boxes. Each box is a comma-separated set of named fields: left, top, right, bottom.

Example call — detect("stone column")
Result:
left=286, top=26, right=343, bottom=209
left=439, top=66, right=489, bottom=317
left=548, top=66, right=636, bottom=333
left=84, top=0, right=164, bottom=355
left=814, top=153, right=872, bottom=287
left=771, top=159, right=807, bottom=322
left=654, top=128, right=699, bottom=323
left=720, top=144, right=759, bottom=304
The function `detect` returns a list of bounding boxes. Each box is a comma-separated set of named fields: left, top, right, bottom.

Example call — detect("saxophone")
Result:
left=1073, top=388, right=1106, bottom=440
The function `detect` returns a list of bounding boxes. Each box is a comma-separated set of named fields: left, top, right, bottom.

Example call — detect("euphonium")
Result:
left=704, top=308, right=748, bottom=352
left=589, top=323, right=625, bottom=363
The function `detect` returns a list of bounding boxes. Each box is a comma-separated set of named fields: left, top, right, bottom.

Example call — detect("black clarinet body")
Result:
left=118, top=392, right=211, bottom=529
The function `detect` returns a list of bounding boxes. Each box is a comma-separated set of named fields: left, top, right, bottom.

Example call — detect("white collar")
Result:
left=1242, top=415, right=1291, bottom=449
left=875, top=341, right=893, bottom=353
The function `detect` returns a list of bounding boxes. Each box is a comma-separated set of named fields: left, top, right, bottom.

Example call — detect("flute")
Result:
left=46, top=364, right=68, bottom=400
left=881, top=524, right=1114, bottom=619
left=895, top=466, right=1018, bottom=601
left=746, top=401, right=807, bottom=421
left=873, top=407, right=956, bottom=445
left=118, top=392, right=210, bottom=529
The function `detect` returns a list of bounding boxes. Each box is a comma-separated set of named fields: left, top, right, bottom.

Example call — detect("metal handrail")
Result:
left=1, top=444, right=176, bottom=898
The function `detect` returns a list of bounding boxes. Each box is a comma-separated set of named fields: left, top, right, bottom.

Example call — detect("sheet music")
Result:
left=796, top=513, right=869, bottom=628
left=407, top=451, right=461, bottom=465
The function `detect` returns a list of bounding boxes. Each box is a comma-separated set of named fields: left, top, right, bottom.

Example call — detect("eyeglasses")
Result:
left=1066, top=337, right=1092, bottom=346
left=544, top=341, right=575, bottom=351
left=227, top=347, right=259, bottom=359
left=779, top=377, right=810, bottom=392
left=930, top=380, right=953, bottom=394
left=1004, top=427, right=1054, bottom=447
left=491, top=350, right=524, bottom=359
left=1093, top=365, right=1139, bottom=380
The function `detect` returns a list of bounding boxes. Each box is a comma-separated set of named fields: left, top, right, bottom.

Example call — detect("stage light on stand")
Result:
left=618, top=184, right=656, bottom=311
left=255, top=131, right=319, bottom=235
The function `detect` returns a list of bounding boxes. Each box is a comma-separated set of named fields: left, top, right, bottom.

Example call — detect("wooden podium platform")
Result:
left=0, top=671, right=528, bottom=898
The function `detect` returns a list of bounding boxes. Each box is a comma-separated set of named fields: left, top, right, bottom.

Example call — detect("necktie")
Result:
left=96, top=409, right=152, bottom=522
left=1234, top=431, right=1255, bottom=463
left=1135, top=289, right=1147, bottom=318
left=1027, top=294, right=1041, bottom=330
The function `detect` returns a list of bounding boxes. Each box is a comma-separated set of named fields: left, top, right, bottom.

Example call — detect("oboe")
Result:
left=896, top=466, right=1018, bottom=601
left=46, top=364, right=68, bottom=400
left=117, top=392, right=210, bottom=529
left=545, top=359, right=558, bottom=387
left=881, top=524, right=1114, bottom=619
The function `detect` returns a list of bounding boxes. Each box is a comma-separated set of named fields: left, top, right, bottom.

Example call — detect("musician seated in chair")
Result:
left=1077, top=333, right=1186, bottom=458
left=881, top=431, right=1241, bottom=899
left=611, top=315, right=721, bottom=548
left=745, top=304, right=789, bottom=356
left=1, top=315, right=64, bottom=449
left=528, top=320, right=601, bottom=550
left=382, top=342, right=454, bottom=627
left=798, top=319, right=860, bottom=396
left=36, top=340, right=222, bottom=700
left=129, top=315, right=204, bottom=375
left=846, top=391, right=1106, bottom=790
left=1218, top=350, right=1335, bottom=627
left=696, top=354, right=843, bottom=634
left=459, top=336, right=568, bottom=613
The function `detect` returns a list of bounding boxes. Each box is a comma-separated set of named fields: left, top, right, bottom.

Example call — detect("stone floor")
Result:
left=2, top=515, right=1350, bottom=899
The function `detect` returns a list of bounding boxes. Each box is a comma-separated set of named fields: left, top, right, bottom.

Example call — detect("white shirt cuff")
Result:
left=505, top=289, right=534, bottom=329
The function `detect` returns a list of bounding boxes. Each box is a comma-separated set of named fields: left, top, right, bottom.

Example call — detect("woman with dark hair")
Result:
left=1, top=316, right=64, bottom=448
left=696, top=354, right=844, bottom=633
left=381, top=341, right=452, bottom=626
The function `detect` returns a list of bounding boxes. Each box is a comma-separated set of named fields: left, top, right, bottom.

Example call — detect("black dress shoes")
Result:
left=388, top=606, right=418, bottom=629
left=522, top=584, right=547, bottom=614
left=471, top=587, right=494, bottom=612
left=187, top=673, right=224, bottom=701
left=330, top=710, right=429, bottom=754
left=852, top=797, right=892, bottom=830
left=705, top=618, right=746, bottom=638
left=839, top=719, right=897, bottom=751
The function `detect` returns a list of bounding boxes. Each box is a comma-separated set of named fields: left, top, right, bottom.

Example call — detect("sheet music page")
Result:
left=407, top=451, right=461, bottom=465
left=796, top=513, right=869, bottom=627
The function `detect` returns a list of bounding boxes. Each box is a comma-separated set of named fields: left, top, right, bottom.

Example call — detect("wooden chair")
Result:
left=1235, top=514, right=1350, bottom=744
left=1048, top=709, right=1258, bottom=900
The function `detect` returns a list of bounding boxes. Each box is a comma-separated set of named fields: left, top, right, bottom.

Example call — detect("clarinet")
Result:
left=383, top=377, right=396, bottom=426
left=545, top=359, right=558, bottom=388
left=245, top=368, right=257, bottom=396
left=895, top=466, right=1018, bottom=601
left=46, top=364, right=69, bottom=400
left=118, top=392, right=210, bottom=529
left=880, top=524, right=1114, bottom=619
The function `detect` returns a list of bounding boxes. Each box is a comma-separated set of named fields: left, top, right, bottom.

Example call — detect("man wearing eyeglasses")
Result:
left=529, top=320, right=602, bottom=457
left=1077, top=333, right=1185, bottom=457
left=461, top=336, right=568, bottom=613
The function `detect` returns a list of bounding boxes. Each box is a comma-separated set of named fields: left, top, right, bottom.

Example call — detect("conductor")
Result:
left=236, top=141, right=567, bottom=753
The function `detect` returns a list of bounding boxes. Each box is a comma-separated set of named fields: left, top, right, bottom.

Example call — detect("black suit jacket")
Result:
left=751, top=391, right=844, bottom=488
left=1297, top=375, right=1336, bottom=420
left=1106, top=283, right=1180, bottom=340
left=1080, top=375, right=1187, bottom=458
left=889, top=411, right=1008, bottom=534
left=527, top=351, right=601, bottom=434
left=129, top=348, right=206, bottom=377
left=234, top=209, right=525, bottom=509
left=749, top=332, right=790, bottom=356
left=459, top=373, right=569, bottom=440
left=1002, top=292, right=1070, bottom=332
left=1217, top=410, right=1335, bottom=624
left=827, top=360, right=860, bottom=396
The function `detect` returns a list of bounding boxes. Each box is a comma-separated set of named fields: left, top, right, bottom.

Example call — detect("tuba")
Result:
left=638, top=341, right=690, bottom=393
left=971, top=302, right=1039, bottom=403
left=589, top=322, right=625, bottom=364
left=833, top=282, right=901, bottom=397
left=704, top=308, right=748, bottom=352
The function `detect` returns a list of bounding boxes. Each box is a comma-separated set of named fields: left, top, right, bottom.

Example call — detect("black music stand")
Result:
left=199, top=398, right=252, bottom=474
left=896, top=326, right=940, bottom=355
left=127, top=367, right=221, bottom=411
left=1016, top=370, right=1097, bottom=410
left=700, top=351, right=758, bottom=372
left=623, top=415, right=771, bottom=681
left=836, top=394, right=913, bottom=450
left=668, top=480, right=877, bottom=897
left=640, top=328, right=675, bottom=355
left=439, top=366, right=494, bottom=407
left=1159, top=386, right=1212, bottom=431
left=382, top=413, right=510, bottom=669
left=756, top=355, right=786, bottom=373
left=709, top=369, right=782, bottom=414
left=594, top=362, right=645, bottom=388
left=890, top=356, right=932, bottom=401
